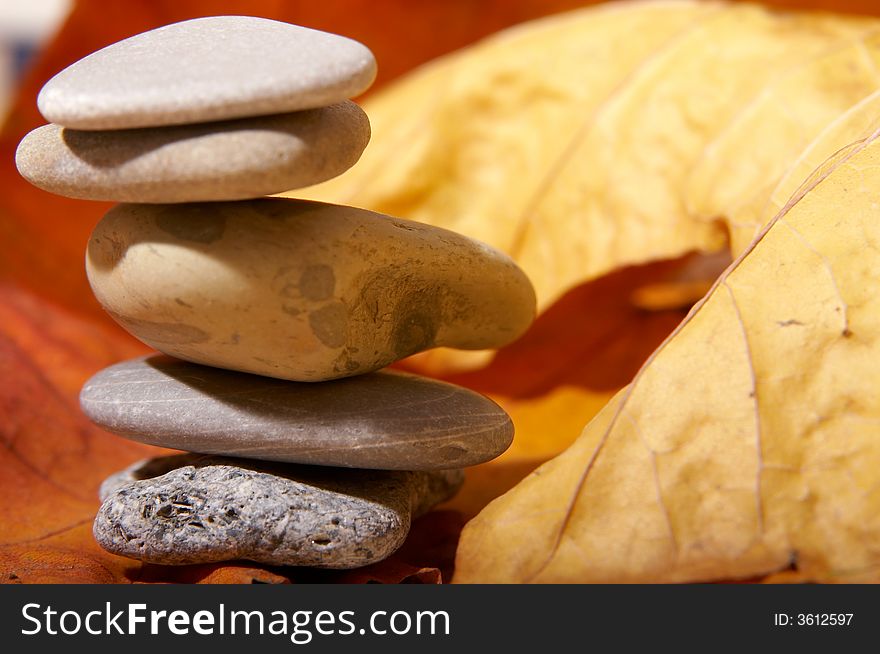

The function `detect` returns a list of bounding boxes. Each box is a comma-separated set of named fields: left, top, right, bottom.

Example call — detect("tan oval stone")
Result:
left=86, top=199, right=536, bottom=381
left=38, top=16, right=377, bottom=129
left=15, top=102, right=370, bottom=202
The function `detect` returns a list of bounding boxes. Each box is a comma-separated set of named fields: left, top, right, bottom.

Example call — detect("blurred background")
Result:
left=4, top=0, right=879, bottom=127
left=0, top=1, right=69, bottom=120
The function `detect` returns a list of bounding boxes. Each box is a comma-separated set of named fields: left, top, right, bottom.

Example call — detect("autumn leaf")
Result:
left=420, top=254, right=715, bottom=519
left=296, top=1, right=880, bottom=314
left=717, top=88, right=880, bottom=254
left=278, top=1, right=880, bottom=582
left=454, top=117, right=880, bottom=583
left=0, top=283, right=151, bottom=584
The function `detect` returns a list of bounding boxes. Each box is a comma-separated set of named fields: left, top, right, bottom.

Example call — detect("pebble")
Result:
left=15, top=102, right=370, bottom=203
left=86, top=198, right=536, bottom=381
left=81, top=355, right=513, bottom=470
left=38, top=16, right=377, bottom=130
left=94, top=454, right=463, bottom=568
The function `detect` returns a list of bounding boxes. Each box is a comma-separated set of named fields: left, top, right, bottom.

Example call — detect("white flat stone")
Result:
left=16, top=102, right=369, bottom=202
left=38, top=16, right=377, bottom=130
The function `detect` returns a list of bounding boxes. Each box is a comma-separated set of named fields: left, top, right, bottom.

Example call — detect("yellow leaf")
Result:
left=687, top=34, right=880, bottom=254
left=410, top=253, right=712, bottom=520
left=292, top=1, right=876, bottom=313
left=454, top=126, right=880, bottom=584
left=292, top=0, right=727, bottom=310
left=444, top=386, right=614, bottom=520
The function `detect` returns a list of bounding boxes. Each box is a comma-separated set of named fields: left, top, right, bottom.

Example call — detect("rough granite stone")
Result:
left=94, top=454, right=463, bottom=568
left=80, top=355, right=513, bottom=470
left=38, top=16, right=377, bottom=130
left=15, top=102, right=369, bottom=202
left=85, top=198, right=537, bottom=381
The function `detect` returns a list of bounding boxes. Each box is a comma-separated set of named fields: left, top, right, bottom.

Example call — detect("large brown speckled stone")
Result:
left=38, top=16, right=376, bottom=129
left=94, top=454, right=463, bottom=568
left=85, top=198, right=536, bottom=381
left=15, top=102, right=369, bottom=202
left=80, top=355, right=514, bottom=470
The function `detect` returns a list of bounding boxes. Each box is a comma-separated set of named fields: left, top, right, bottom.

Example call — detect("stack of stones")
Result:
left=15, top=17, right=536, bottom=570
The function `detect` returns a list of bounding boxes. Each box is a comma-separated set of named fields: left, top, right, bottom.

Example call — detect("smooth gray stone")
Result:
left=38, top=16, right=377, bottom=129
left=94, top=454, right=463, bottom=568
left=80, top=355, right=514, bottom=470
left=15, top=102, right=369, bottom=202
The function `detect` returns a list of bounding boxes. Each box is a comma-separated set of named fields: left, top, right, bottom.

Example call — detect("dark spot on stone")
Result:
left=110, top=312, right=210, bottom=345
left=843, top=328, right=853, bottom=338
left=347, top=270, right=445, bottom=361
left=174, top=297, right=193, bottom=308
left=253, top=197, right=298, bottom=220
left=88, top=233, right=128, bottom=270
left=282, top=304, right=301, bottom=317
left=279, top=282, right=299, bottom=299
left=330, top=348, right=361, bottom=375
left=299, top=264, right=336, bottom=301
left=390, top=288, right=442, bottom=359
left=439, top=445, right=468, bottom=462
left=311, top=535, right=332, bottom=546
left=156, top=206, right=226, bottom=244
left=114, top=524, right=134, bottom=542
left=8, top=573, right=19, bottom=580
left=309, top=302, right=348, bottom=349
left=156, top=504, right=174, bottom=518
